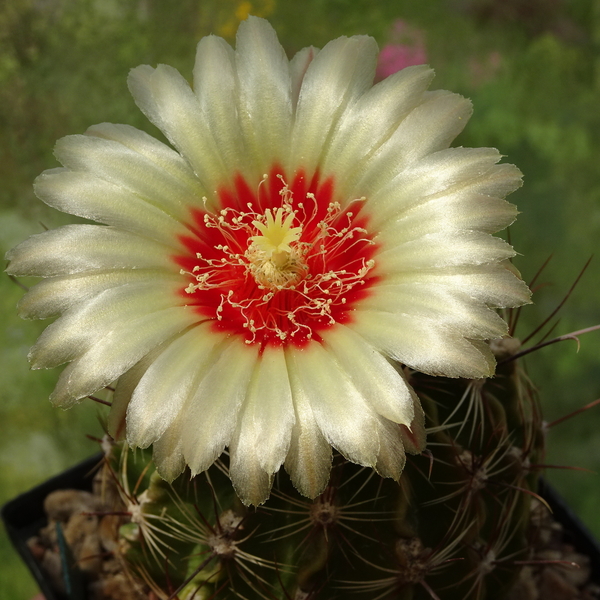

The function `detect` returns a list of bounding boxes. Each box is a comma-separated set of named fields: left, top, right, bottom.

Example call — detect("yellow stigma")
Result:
left=247, top=208, right=305, bottom=289
left=249, top=208, right=302, bottom=268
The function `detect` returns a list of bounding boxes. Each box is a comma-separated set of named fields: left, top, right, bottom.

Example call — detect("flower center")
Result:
left=175, top=168, right=378, bottom=348
left=246, top=207, right=306, bottom=289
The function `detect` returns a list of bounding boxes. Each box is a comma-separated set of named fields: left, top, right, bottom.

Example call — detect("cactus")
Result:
left=10, top=14, right=597, bottom=600
left=95, top=327, right=547, bottom=600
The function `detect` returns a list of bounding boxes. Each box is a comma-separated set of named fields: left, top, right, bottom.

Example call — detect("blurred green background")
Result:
left=1, top=0, right=599, bottom=597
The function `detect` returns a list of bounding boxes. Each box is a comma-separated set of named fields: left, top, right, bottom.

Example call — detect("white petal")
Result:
left=352, top=309, right=496, bottom=378
left=126, top=323, right=228, bottom=448
left=193, top=35, right=246, bottom=177
left=229, top=439, right=273, bottom=507
left=229, top=347, right=295, bottom=505
left=108, top=390, right=130, bottom=441
left=153, top=417, right=186, bottom=482
left=235, top=16, right=292, bottom=172
left=369, top=147, right=503, bottom=205
left=321, top=65, right=434, bottom=199
left=181, top=340, right=259, bottom=476
left=286, top=343, right=380, bottom=467
left=6, top=225, right=175, bottom=277
left=375, top=230, right=516, bottom=273
left=233, top=347, right=294, bottom=471
left=360, top=283, right=509, bottom=340
left=86, top=122, right=205, bottom=195
left=18, top=269, right=174, bottom=319
left=289, top=45, right=320, bottom=109
left=320, top=324, right=416, bottom=424
left=383, top=263, right=531, bottom=309
left=34, top=169, right=186, bottom=246
left=108, top=350, right=160, bottom=440
left=128, top=64, right=227, bottom=200
left=229, top=451, right=272, bottom=507
left=399, top=400, right=427, bottom=455
left=373, top=418, right=406, bottom=480
left=29, top=279, right=184, bottom=369
left=289, top=34, right=378, bottom=174
left=357, top=91, right=473, bottom=195
left=283, top=349, right=332, bottom=498
left=53, top=132, right=204, bottom=221
left=366, top=148, right=522, bottom=230
left=379, top=193, right=518, bottom=240
left=50, top=306, right=194, bottom=407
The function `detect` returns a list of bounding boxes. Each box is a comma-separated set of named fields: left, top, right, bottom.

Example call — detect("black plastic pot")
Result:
left=1, top=454, right=102, bottom=600
left=538, top=478, right=600, bottom=583
left=2, top=456, right=600, bottom=600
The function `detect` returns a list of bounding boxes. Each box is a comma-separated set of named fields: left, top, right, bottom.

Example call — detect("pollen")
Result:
left=246, top=207, right=307, bottom=289
left=175, top=168, right=378, bottom=347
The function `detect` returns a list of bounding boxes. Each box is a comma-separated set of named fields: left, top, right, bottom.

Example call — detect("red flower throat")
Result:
left=175, top=166, right=379, bottom=348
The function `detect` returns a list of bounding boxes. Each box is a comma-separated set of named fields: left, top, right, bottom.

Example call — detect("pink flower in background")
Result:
left=376, top=20, right=427, bottom=81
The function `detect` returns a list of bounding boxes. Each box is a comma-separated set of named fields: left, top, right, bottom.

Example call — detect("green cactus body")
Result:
left=102, top=337, right=544, bottom=600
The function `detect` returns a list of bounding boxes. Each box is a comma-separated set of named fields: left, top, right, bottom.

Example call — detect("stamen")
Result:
left=177, top=170, right=377, bottom=347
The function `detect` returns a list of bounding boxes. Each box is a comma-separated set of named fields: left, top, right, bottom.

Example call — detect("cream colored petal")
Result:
left=152, top=416, right=186, bottom=482
left=235, top=16, right=292, bottom=173
left=289, top=45, right=320, bottom=109
left=193, top=35, right=247, bottom=177
left=18, top=270, right=176, bottom=319
left=375, top=230, right=516, bottom=273
left=320, top=324, right=416, bottom=425
left=368, top=147, right=504, bottom=204
left=286, top=343, right=380, bottom=468
left=236, top=347, right=295, bottom=472
left=399, top=399, right=427, bottom=455
left=383, top=263, right=531, bottom=309
left=128, top=64, right=227, bottom=201
left=366, top=149, right=522, bottom=230
left=373, top=418, right=406, bottom=481
left=109, top=349, right=161, bottom=440
left=53, top=133, right=204, bottom=221
left=50, top=305, right=195, bottom=407
left=6, top=225, right=175, bottom=277
left=283, top=348, right=332, bottom=498
left=229, top=435, right=273, bottom=507
left=380, top=193, right=518, bottom=239
left=357, top=91, right=473, bottom=195
left=359, top=284, right=508, bottom=340
left=229, top=450, right=272, bottom=507
left=29, top=279, right=183, bottom=369
left=228, top=346, right=295, bottom=505
left=126, top=323, right=227, bottom=448
left=321, top=65, right=434, bottom=200
left=35, top=169, right=187, bottom=247
left=352, top=309, right=495, bottom=378
left=108, top=390, right=130, bottom=441
left=181, top=340, right=259, bottom=476
left=289, top=34, right=378, bottom=174
left=85, top=123, right=205, bottom=194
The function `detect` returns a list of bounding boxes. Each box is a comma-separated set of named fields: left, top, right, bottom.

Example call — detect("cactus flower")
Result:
left=6, top=16, right=530, bottom=506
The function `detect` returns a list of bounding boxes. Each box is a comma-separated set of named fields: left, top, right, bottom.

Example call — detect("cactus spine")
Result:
left=96, top=331, right=545, bottom=600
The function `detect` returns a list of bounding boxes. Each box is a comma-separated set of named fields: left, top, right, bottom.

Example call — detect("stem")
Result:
left=522, top=257, right=592, bottom=345
left=545, top=397, right=600, bottom=429
left=498, top=324, right=600, bottom=365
